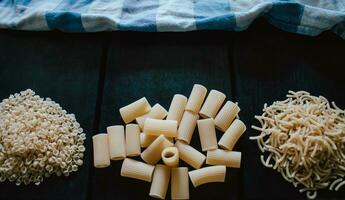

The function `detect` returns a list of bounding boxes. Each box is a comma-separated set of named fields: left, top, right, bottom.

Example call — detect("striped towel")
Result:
left=0, top=0, right=344, bottom=38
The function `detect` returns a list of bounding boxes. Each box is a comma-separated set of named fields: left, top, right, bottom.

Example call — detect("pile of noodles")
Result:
left=250, top=91, right=345, bottom=199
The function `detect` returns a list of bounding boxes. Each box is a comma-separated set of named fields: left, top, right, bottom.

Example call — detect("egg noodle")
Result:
left=250, top=91, right=345, bottom=199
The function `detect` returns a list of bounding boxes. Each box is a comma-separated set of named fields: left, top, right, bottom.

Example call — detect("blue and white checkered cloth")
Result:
left=1, top=0, right=345, bottom=38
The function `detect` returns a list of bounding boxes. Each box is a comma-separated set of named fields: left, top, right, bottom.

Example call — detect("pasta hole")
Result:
left=164, top=152, right=175, bottom=158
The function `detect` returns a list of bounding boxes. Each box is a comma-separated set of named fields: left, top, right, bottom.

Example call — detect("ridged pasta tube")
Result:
left=188, top=165, right=226, bottom=187
left=206, top=149, right=241, bottom=168
left=171, top=167, right=189, bottom=200
left=149, top=164, right=170, bottom=199
left=166, top=94, right=188, bottom=125
left=185, top=84, right=207, bottom=113
left=119, top=97, right=151, bottom=123
left=162, top=147, right=179, bottom=167
left=141, top=135, right=174, bottom=164
left=214, top=101, right=240, bottom=132
left=93, top=133, right=110, bottom=168
left=120, top=158, right=155, bottom=182
left=125, top=124, right=141, bottom=156
left=175, top=140, right=205, bottom=169
left=107, top=125, right=126, bottom=160
left=197, top=118, right=218, bottom=151
left=199, top=90, right=226, bottom=119
left=177, top=111, right=199, bottom=144
left=144, top=119, right=178, bottom=138
left=136, top=103, right=168, bottom=130
left=218, top=119, right=246, bottom=150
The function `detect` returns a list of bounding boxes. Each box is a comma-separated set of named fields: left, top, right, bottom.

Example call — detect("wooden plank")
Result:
left=0, top=30, right=104, bottom=200
left=92, top=32, right=240, bottom=200
left=233, top=19, right=345, bottom=200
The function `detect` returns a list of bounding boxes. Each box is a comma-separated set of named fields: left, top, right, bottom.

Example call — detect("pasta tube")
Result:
left=107, top=125, right=126, bottom=160
left=197, top=118, right=218, bottom=151
left=171, top=167, right=189, bottom=200
left=206, top=149, right=241, bottom=168
left=185, top=84, right=207, bottom=113
left=199, top=90, right=226, bottom=119
left=214, top=101, right=240, bottom=132
left=136, top=103, right=168, bottom=130
left=218, top=119, right=246, bottom=150
left=141, top=135, right=174, bottom=165
left=126, top=124, right=141, bottom=156
left=188, top=165, right=226, bottom=187
left=162, top=147, right=179, bottom=167
left=149, top=164, right=170, bottom=199
left=177, top=111, right=199, bottom=144
left=175, top=140, right=205, bottom=169
left=144, top=119, right=177, bottom=138
left=119, top=97, right=151, bottom=123
left=93, top=133, right=110, bottom=168
left=166, top=94, right=188, bottom=125
left=120, top=158, right=155, bottom=182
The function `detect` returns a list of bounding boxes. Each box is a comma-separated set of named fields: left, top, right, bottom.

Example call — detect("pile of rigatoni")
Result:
left=92, top=84, right=246, bottom=199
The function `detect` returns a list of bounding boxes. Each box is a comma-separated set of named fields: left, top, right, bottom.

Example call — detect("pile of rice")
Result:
left=250, top=91, right=345, bottom=199
left=0, top=89, right=86, bottom=185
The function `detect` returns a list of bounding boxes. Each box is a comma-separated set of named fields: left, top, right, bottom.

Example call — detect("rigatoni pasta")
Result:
left=107, top=125, right=126, bottom=160
left=149, top=164, right=170, bottom=199
left=177, top=111, right=199, bottom=144
left=206, top=149, right=241, bottom=168
left=175, top=141, right=205, bottom=169
left=161, top=147, right=179, bottom=167
left=188, top=165, right=226, bottom=187
left=166, top=94, right=188, bottom=125
left=171, top=167, right=189, bottom=200
left=100, top=85, right=247, bottom=199
left=136, top=103, right=168, bottom=130
left=121, top=158, right=155, bottom=182
left=125, top=124, right=141, bottom=156
left=93, top=134, right=110, bottom=168
left=140, top=132, right=157, bottom=148
left=199, top=90, right=226, bottom=119
left=185, top=84, right=207, bottom=113
left=197, top=118, right=218, bottom=151
left=141, top=135, right=174, bottom=165
left=119, top=97, right=151, bottom=123
left=144, top=119, right=178, bottom=138
left=214, top=101, right=240, bottom=132
left=218, top=119, right=246, bottom=150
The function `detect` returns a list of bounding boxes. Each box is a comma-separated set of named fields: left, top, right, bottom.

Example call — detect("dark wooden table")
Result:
left=0, top=18, right=344, bottom=200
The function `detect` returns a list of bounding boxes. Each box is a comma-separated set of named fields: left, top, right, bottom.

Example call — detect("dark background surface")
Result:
left=0, top=18, right=344, bottom=200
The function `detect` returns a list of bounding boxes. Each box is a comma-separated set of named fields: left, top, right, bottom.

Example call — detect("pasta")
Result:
left=141, top=135, right=174, bottom=165
left=140, top=132, right=157, bottom=148
left=250, top=91, right=345, bottom=199
left=175, top=141, right=206, bottom=169
left=214, top=101, right=240, bottom=132
left=185, top=84, right=207, bottom=113
left=171, top=167, right=189, bottom=200
left=166, top=94, right=188, bottom=125
left=199, top=90, right=226, bottom=119
left=119, top=97, right=151, bottom=123
left=125, top=124, right=141, bottom=157
left=189, top=165, right=226, bottom=187
left=149, top=164, right=170, bottom=199
left=144, top=119, right=178, bottom=138
left=206, top=149, right=241, bottom=168
left=121, top=158, right=155, bottom=182
left=107, top=125, right=126, bottom=160
left=93, top=134, right=111, bottom=168
left=197, top=118, right=218, bottom=151
left=218, top=119, right=246, bottom=151
left=136, top=103, right=168, bottom=130
left=162, top=147, right=179, bottom=167
left=177, top=111, right=199, bottom=144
